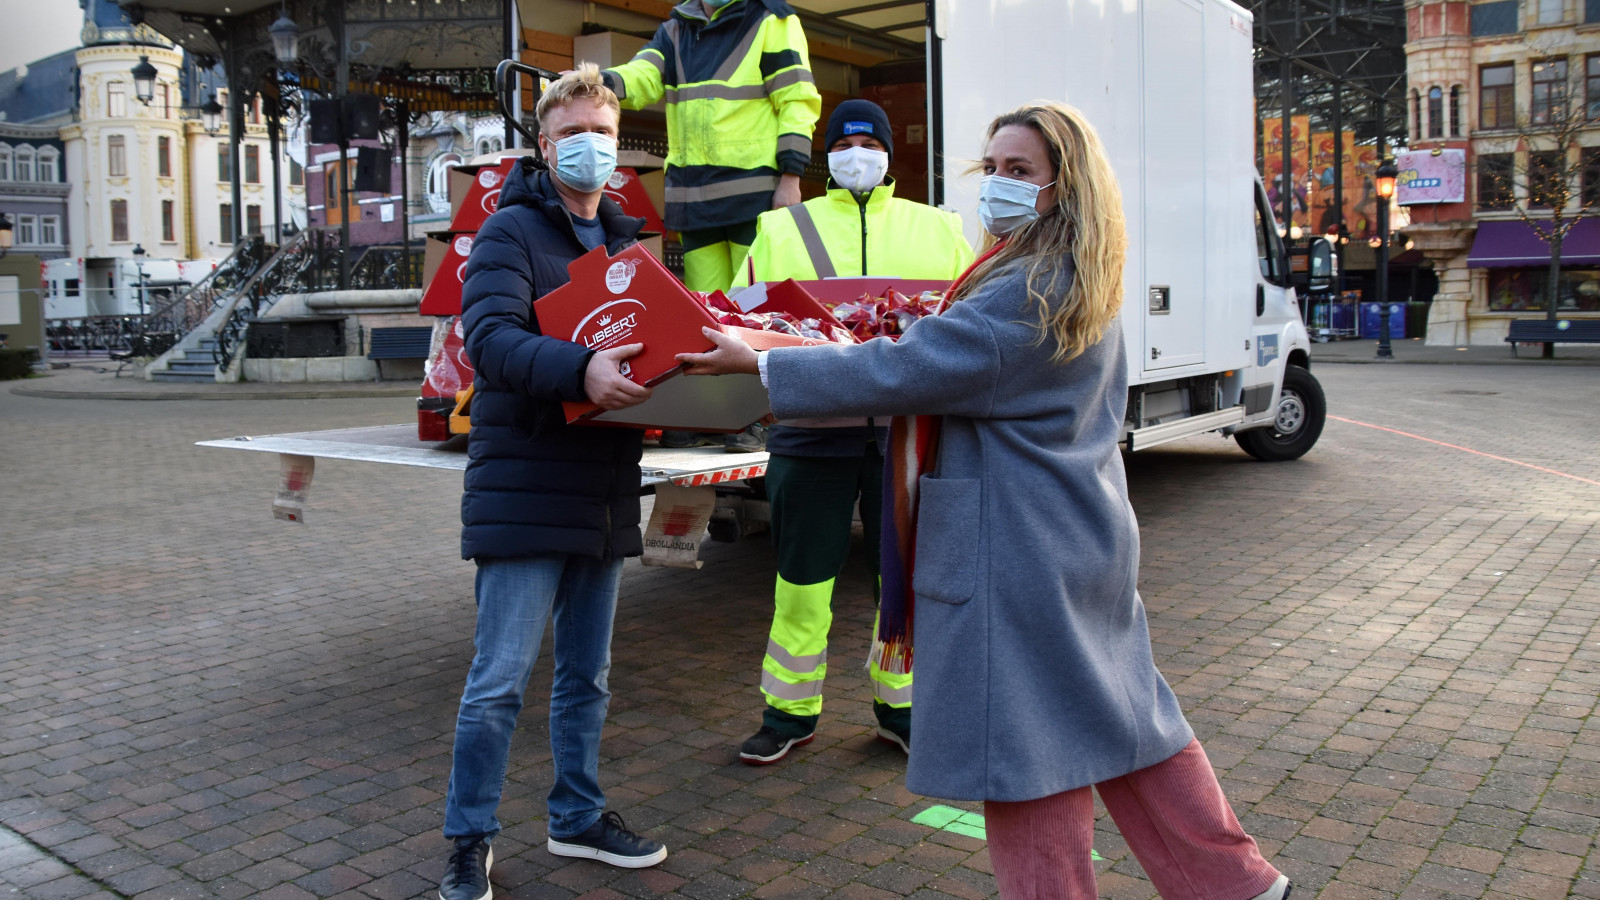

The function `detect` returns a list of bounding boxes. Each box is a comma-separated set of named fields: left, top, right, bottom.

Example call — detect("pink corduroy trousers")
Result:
left=984, top=739, right=1282, bottom=900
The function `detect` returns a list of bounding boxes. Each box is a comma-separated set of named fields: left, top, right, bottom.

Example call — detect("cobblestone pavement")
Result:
left=1, top=361, right=1596, bottom=900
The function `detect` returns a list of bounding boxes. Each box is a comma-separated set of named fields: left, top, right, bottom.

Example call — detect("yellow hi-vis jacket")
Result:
left=733, top=179, right=975, bottom=287
left=601, top=0, right=821, bottom=233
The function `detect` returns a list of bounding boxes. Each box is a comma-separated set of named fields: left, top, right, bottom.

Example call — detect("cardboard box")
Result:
left=602, top=167, right=666, bottom=234
left=419, top=233, right=477, bottom=316
left=534, top=245, right=846, bottom=431
left=448, top=159, right=518, bottom=232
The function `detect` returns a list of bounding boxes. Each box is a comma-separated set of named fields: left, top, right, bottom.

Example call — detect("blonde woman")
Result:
left=679, top=101, right=1290, bottom=900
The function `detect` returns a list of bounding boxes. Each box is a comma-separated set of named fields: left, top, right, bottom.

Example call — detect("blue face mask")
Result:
left=549, top=132, right=618, bottom=193
left=978, top=174, right=1045, bottom=236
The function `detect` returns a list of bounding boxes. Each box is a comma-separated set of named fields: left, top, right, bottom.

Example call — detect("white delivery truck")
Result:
left=201, top=0, right=1330, bottom=557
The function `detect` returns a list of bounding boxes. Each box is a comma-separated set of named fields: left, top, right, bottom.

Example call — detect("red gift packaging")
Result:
left=533, top=246, right=851, bottom=431
left=418, top=232, right=477, bottom=316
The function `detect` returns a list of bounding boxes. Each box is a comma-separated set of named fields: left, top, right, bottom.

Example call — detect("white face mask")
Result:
left=828, top=146, right=890, bottom=194
left=977, top=174, right=1045, bottom=236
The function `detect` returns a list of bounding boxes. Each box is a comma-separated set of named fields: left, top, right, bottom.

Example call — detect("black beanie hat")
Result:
left=824, top=99, right=893, bottom=162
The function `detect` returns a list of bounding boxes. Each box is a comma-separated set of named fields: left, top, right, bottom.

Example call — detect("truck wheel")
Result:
left=1235, top=365, right=1325, bottom=461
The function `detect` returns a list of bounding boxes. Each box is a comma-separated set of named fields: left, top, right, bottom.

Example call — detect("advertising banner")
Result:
left=1395, top=149, right=1467, bottom=205
left=1261, top=115, right=1310, bottom=231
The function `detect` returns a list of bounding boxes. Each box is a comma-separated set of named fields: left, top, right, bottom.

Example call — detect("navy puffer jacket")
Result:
left=459, top=158, right=646, bottom=561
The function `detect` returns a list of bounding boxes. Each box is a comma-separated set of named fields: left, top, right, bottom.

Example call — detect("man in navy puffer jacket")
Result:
left=438, top=66, right=668, bottom=900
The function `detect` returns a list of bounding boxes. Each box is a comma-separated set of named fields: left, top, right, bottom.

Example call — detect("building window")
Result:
left=41, top=215, right=59, bottom=245
left=1428, top=87, right=1444, bottom=138
left=158, top=136, right=171, bottom=177
left=15, top=215, right=36, bottom=245
left=1488, top=267, right=1600, bottom=311
left=1471, top=0, right=1518, bottom=34
left=1538, top=0, right=1564, bottom=22
left=245, top=144, right=260, bottom=183
left=219, top=203, right=234, bottom=244
left=1478, top=153, right=1514, bottom=209
left=157, top=83, right=172, bottom=119
left=1450, top=86, right=1462, bottom=136
left=1480, top=64, right=1515, bottom=130
left=246, top=204, right=262, bottom=236
left=1590, top=0, right=1600, bottom=21
left=1583, top=147, right=1600, bottom=206
left=162, top=200, right=175, bottom=242
left=217, top=144, right=232, bottom=183
left=1411, top=90, right=1422, bottom=140
left=1588, top=56, right=1600, bottom=120
left=249, top=96, right=262, bottom=125
left=289, top=157, right=303, bottom=185
left=0, top=146, right=9, bottom=181
left=108, top=83, right=127, bottom=117
left=111, top=199, right=129, bottom=242
left=107, top=136, right=126, bottom=177
left=1532, top=58, right=1569, bottom=125
left=14, top=147, right=33, bottom=181
left=1528, top=151, right=1566, bottom=209
left=37, top=150, right=58, bottom=182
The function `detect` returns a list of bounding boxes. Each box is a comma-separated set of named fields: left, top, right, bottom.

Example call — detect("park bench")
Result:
left=367, top=326, right=434, bottom=379
left=1504, top=318, right=1600, bottom=356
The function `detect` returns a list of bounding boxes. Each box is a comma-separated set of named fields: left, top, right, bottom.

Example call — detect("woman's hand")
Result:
left=676, top=327, right=759, bottom=376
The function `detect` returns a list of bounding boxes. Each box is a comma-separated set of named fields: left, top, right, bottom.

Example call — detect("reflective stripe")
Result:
left=787, top=204, right=837, bottom=279
left=763, top=67, right=816, bottom=92
left=762, top=669, right=824, bottom=701
left=640, top=49, right=666, bottom=76
left=665, top=19, right=685, bottom=85
left=665, top=173, right=779, bottom=203
left=711, top=10, right=771, bottom=82
left=777, top=133, right=811, bottom=158
left=873, top=680, right=913, bottom=706
left=765, top=638, right=826, bottom=674
left=664, top=83, right=769, bottom=103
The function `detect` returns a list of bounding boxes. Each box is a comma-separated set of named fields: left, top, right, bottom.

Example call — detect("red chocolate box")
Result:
left=534, top=245, right=846, bottom=431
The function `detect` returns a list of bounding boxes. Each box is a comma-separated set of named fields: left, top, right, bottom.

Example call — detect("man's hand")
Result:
left=676, top=327, right=760, bottom=376
left=584, top=343, right=653, bottom=410
left=771, top=173, right=802, bottom=209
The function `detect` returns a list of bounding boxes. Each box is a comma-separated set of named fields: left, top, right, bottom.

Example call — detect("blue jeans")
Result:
left=444, top=554, right=622, bottom=840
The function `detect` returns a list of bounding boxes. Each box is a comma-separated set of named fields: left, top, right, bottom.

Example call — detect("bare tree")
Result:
left=1474, top=56, right=1599, bottom=357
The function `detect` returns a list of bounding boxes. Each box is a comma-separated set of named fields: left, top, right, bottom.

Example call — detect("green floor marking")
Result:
left=911, top=805, right=1104, bottom=858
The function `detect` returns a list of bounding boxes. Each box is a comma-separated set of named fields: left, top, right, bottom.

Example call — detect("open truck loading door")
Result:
left=202, top=0, right=1326, bottom=568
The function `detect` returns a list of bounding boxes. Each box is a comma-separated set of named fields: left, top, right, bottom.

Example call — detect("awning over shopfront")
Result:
left=1467, top=218, right=1600, bottom=267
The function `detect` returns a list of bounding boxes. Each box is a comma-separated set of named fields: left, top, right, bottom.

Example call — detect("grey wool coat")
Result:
left=765, top=259, right=1195, bottom=802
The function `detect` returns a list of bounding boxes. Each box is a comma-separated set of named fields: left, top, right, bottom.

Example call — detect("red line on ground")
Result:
left=1328, top=414, right=1600, bottom=488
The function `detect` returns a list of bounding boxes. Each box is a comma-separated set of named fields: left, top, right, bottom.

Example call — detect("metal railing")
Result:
left=212, top=227, right=348, bottom=370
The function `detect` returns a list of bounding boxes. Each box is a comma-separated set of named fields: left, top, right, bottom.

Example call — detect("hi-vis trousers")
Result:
left=680, top=221, right=758, bottom=293
left=759, top=446, right=912, bottom=738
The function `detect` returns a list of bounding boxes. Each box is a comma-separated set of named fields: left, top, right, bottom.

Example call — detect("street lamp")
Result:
left=131, top=243, right=147, bottom=319
left=132, top=55, right=158, bottom=104
left=0, top=212, right=12, bottom=260
left=1373, top=158, right=1398, bottom=360
left=200, top=95, right=224, bottom=134
left=269, top=8, right=300, bottom=66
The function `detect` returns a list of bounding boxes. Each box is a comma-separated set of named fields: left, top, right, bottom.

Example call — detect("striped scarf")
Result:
left=874, top=242, right=1007, bottom=674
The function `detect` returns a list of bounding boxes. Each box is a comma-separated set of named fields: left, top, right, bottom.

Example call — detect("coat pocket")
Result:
left=911, top=475, right=980, bottom=605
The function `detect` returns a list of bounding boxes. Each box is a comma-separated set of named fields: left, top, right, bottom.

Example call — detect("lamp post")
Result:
left=0, top=212, right=12, bottom=260
left=131, top=244, right=147, bottom=319
left=131, top=56, right=158, bottom=104
left=1373, top=158, right=1398, bottom=360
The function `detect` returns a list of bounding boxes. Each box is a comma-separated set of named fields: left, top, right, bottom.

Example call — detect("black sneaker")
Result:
left=739, top=725, right=815, bottom=765
left=876, top=724, right=909, bottom=754
left=438, top=836, right=492, bottom=900
left=547, top=811, right=667, bottom=869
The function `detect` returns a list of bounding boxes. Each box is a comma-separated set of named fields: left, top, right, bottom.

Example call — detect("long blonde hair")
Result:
left=950, top=101, right=1127, bottom=363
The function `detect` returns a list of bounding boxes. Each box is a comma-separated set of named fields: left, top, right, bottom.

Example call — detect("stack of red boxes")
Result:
left=415, top=150, right=666, bottom=441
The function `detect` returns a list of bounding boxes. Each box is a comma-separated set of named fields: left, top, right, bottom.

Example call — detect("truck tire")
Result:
left=1234, top=365, right=1325, bottom=461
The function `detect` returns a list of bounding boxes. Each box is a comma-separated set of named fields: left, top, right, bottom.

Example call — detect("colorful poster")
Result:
left=1345, top=144, right=1380, bottom=240
left=1394, top=149, right=1467, bottom=205
left=1261, top=115, right=1310, bottom=230
left=1307, top=132, right=1348, bottom=237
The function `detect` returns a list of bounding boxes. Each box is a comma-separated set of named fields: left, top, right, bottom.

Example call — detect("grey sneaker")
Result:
left=438, top=836, right=492, bottom=900
left=739, top=724, right=815, bottom=764
left=724, top=424, right=767, bottom=453
left=547, top=811, right=667, bottom=869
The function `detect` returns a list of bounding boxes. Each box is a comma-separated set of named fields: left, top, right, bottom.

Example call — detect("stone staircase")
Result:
left=149, top=337, right=221, bottom=382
